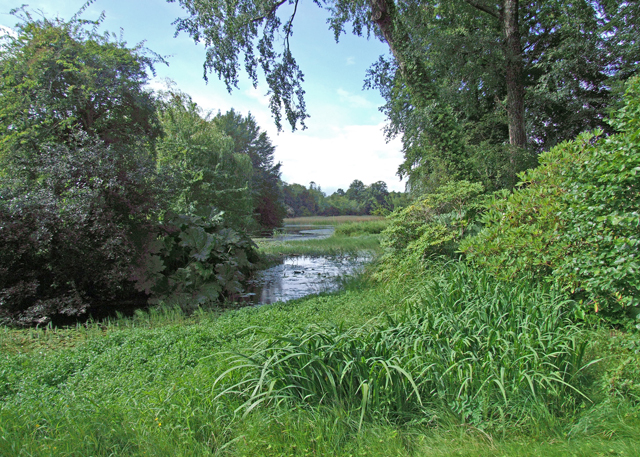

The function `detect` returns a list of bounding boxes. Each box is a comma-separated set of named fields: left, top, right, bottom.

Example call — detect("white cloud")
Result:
left=336, top=88, right=374, bottom=109
left=346, top=56, right=355, bottom=66
left=244, top=86, right=270, bottom=106
left=271, top=122, right=406, bottom=193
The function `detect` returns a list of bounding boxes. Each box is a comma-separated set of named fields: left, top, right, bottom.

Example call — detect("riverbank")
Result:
left=247, top=218, right=383, bottom=305
left=255, top=215, right=387, bottom=259
left=256, top=233, right=381, bottom=258
left=2, top=259, right=639, bottom=456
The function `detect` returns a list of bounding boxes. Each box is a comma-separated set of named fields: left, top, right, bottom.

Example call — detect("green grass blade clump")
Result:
left=334, top=220, right=390, bottom=237
left=219, top=262, right=589, bottom=429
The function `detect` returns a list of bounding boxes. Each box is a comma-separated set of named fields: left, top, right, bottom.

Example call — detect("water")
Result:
left=256, top=224, right=334, bottom=242
left=243, top=255, right=366, bottom=305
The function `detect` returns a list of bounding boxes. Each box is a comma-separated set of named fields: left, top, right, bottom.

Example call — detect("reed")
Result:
left=284, top=215, right=385, bottom=226
left=256, top=234, right=381, bottom=257
left=217, top=262, right=591, bottom=431
left=334, top=220, right=390, bottom=237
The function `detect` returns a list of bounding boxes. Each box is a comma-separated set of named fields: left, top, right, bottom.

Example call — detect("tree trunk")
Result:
left=368, top=0, right=434, bottom=103
left=502, top=0, right=527, bottom=147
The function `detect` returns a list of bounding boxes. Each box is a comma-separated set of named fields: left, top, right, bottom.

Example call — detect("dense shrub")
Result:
left=0, top=12, right=265, bottom=325
left=380, top=180, right=484, bottom=261
left=133, top=211, right=259, bottom=310
left=462, top=76, right=640, bottom=324
left=0, top=139, right=157, bottom=325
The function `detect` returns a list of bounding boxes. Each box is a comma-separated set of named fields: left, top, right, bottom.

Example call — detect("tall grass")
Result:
left=256, top=234, right=381, bottom=257
left=284, top=215, right=385, bottom=226
left=217, top=263, right=591, bottom=431
left=334, top=220, right=390, bottom=237
left=1, top=259, right=639, bottom=455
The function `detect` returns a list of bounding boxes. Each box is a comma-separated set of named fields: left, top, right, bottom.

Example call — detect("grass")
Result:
left=284, top=215, right=386, bottom=226
left=1, top=257, right=639, bottom=455
left=256, top=234, right=381, bottom=257
left=216, top=263, right=591, bottom=432
left=256, top=216, right=386, bottom=258
left=334, top=219, right=390, bottom=236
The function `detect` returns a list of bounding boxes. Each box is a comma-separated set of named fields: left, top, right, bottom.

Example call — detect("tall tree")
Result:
left=214, top=110, right=286, bottom=230
left=0, top=10, right=162, bottom=323
left=0, top=6, right=162, bottom=174
left=171, top=0, right=638, bottom=188
left=156, top=91, right=255, bottom=229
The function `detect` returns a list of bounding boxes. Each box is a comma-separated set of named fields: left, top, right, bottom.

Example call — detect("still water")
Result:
left=243, top=255, right=366, bottom=305
left=246, top=224, right=367, bottom=305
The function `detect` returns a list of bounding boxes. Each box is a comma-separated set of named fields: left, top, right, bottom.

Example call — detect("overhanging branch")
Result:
left=463, top=0, right=499, bottom=19
left=251, top=0, right=289, bottom=23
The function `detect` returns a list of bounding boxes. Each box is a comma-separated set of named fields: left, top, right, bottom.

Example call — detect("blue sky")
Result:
left=0, top=0, right=406, bottom=194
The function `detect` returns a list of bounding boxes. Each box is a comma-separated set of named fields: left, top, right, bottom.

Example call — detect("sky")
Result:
left=0, top=0, right=407, bottom=194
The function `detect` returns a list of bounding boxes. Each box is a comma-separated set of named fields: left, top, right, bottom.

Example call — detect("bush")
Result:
left=462, top=76, right=640, bottom=324
left=380, top=180, right=484, bottom=261
left=133, top=211, right=259, bottom=310
left=0, top=138, right=157, bottom=325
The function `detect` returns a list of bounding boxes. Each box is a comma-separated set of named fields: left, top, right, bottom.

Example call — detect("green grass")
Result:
left=256, top=233, right=381, bottom=257
left=1, top=261, right=639, bottom=456
left=334, top=219, right=390, bottom=236
left=217, top=263, right=591, bottom=431
left=284, top=215, right=386, bottom=226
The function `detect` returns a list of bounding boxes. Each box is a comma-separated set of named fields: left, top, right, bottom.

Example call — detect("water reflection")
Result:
left=256, top=224, right=334, bottom=241
left=243, top=255, right=365, bottom=305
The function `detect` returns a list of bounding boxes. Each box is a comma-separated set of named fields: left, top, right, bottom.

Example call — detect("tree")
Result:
left=0, top=10, right=165, bottom=324
left=0, top=6, right=162, bottom=174
left=156, top=91, right=255, bottom=229
left=171, top=0, right=638, bottom=188
left=214, top=110, right=286, bottom=230
left=345, top=179, right=367, bottom=204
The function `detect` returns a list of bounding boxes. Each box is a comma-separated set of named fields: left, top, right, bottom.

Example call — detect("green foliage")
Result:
left=462, top=76, right=640, bottom=323
left=218, top=263, right=589, bottom=428
left=284, top=180, right=405, bottom=217
left=380, top=180, right=484, bottom=260
left=592, top=330, right=640, bottom=405
left=0, top=8, right=161, bottom=168
left=156, top=91, right=255, bottom=229
left=363, top=0, right=638, bottom=192
left=0, top=138, right=156, bottom=325
left=214, top=109, right=286, bottom=230
left=0, top=10, right=268, bottom=324
left=1, top=257, right=639, bottom=455
left=133, top=211, right=259, bottom=310
left=459, top=135, right=587, bottom=280
left=172, top=0, right=308, bottom=131
left=555, top=77, right=640, bottom=319
left=334, top=220, right=390, bottom=237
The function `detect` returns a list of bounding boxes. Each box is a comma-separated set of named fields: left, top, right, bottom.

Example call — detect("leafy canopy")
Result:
left=0, top=5, right=163, bottom=171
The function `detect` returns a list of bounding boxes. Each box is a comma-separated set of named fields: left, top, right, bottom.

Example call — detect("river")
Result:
left=244, top=224, right=368, bottom=305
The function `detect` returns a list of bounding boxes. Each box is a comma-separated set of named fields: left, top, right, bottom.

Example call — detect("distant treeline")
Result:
left=282, top=180, right=410, bottom=217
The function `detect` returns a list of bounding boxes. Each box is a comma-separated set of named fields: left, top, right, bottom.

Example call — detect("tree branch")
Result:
left=463, top=0, right=499, bottom=19
left=251, top=0, right=288, bottom=23
left=283, top=0, right=299, bottom=49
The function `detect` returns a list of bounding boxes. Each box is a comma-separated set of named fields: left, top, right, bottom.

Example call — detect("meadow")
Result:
left=1, top=239, right=639, bottom=455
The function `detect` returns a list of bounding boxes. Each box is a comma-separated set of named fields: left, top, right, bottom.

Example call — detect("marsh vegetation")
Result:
left=1, top=4, right=640, bottom=457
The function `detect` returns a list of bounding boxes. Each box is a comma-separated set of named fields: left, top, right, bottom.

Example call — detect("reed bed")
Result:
left=216, top=263, right=591, bottom=431
left=284, top=215, right=386, bottom=226
left=334, top=220, right=390, bottom=237
left=256, top=234, right=381, bottom=257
